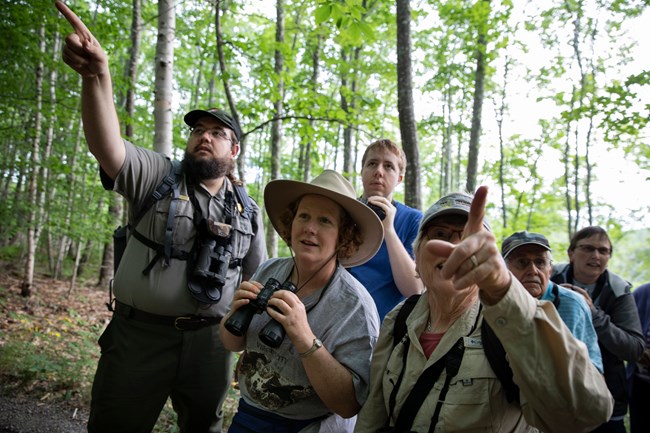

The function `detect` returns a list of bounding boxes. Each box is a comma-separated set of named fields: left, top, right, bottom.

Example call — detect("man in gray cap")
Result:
left=57, top=3, right=267, bottom=432
left=502, top=231, right=603, bottom=372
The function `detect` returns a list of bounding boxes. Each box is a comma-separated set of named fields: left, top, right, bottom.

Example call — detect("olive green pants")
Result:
left=88, top=313, right=234, bottom=433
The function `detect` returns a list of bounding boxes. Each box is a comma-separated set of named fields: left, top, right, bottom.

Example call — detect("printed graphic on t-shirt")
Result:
left=240, top=351, right=315, bottom=410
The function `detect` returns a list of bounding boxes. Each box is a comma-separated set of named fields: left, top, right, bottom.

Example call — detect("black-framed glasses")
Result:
left=190, top=126, right=232, bottom=142
left=575, top=244, right=611, bottom=256
left=423, top=225, right=464, bottom=242
left=507, top=256, right=551, bottom=271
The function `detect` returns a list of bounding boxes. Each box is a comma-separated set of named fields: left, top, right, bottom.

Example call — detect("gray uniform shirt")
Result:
left=109, top=140, right=267, bottom=317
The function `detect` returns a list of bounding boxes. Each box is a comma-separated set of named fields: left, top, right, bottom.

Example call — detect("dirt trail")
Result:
left=0, top=390, right=87, bottom=433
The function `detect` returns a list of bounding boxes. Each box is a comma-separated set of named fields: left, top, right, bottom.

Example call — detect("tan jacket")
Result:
left=354, top=278, right=613, bottom=433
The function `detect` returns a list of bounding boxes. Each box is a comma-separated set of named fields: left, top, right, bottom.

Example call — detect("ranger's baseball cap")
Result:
left=184, top=108, right=242, bottom=142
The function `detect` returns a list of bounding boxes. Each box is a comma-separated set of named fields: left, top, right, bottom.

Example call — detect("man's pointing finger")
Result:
left=55, top=1, right=92, bottom=41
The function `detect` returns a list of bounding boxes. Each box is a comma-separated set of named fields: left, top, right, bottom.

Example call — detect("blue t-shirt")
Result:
left=348, top=201, right=422, bottom=320
left=542, top=282, right=604, bottom=373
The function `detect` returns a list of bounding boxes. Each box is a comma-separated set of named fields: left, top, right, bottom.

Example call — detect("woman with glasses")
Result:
left=552, top=226, right=644, bottom=433
left=354, top=189, right=612, bottom=433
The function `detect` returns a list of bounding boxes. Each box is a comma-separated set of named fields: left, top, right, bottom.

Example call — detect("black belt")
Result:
left=114, top=301, right=221, bottom=331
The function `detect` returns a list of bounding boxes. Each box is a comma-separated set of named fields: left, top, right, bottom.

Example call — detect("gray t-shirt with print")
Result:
left=237, top=257, right=380, bottom=430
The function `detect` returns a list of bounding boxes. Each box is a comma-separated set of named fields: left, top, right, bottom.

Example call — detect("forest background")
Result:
left=0, top=0, right=648, bottom=430
left=2, top=0, right=648, bottom=291
left=0, top=0, right=650, bottom=296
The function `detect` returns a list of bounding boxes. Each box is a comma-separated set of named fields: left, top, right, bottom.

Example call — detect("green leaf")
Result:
left=314, top=5, right=331, bottom=24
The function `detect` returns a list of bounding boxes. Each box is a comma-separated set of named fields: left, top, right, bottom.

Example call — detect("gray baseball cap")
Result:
left=419, top=192, right=491, bottom=233
left=184, top=108, right=242, bottom=142
left=501, top=231, right=551, bottom=259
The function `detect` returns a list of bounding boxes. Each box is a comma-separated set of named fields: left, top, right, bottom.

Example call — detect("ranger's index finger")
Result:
left=464, top=185, right=488, bottom=236
left=55, top=1, right=92, bottom=40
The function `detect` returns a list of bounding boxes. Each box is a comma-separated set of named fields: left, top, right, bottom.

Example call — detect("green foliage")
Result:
left=0, top=309, right=100, bottom=403
left=0, top=0, right=648, bottom=278
left=616, top=228, right=650, bottom=287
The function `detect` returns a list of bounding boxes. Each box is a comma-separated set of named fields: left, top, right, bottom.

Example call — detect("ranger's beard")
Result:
left=182, top=151, right=233, bottom=181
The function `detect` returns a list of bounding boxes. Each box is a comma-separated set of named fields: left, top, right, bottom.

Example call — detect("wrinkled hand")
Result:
left=560, top=283, right=595, bottom=311
left=367, top=196, right=396, bottom=230
left=267, top=290, right=313, bottom=351
left=56, top=1, right=108, bottom=77
left=426, top=186, right=511, bottom=304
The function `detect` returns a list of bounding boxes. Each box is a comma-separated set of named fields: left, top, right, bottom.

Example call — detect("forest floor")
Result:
left=0, top=262, right=238, bottom=432
left=0, top=263, right=104, bottom=432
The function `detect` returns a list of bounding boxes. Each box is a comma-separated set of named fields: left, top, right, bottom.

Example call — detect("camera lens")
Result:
left=359, top=198, right=386, bottom=221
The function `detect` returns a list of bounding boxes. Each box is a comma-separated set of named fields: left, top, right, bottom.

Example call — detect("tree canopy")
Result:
left=1, top=0, right=648, bottom=289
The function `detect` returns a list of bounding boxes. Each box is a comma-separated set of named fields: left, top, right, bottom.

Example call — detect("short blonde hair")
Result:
left=361, top=138, right=407, bottom=176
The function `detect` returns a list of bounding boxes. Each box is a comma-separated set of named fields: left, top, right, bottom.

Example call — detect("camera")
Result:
left=359, top=197, right=386, bottom=221
left=224, top=278, right=298, bottom=347
left=187, top=233, right=233, bottom=304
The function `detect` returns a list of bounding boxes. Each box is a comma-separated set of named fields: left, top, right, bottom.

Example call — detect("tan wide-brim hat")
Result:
left=264, top=169, right=384, bottom=267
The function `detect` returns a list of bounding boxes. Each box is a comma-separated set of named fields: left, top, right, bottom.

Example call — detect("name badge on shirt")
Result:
left=464, top=336, right=483, bottom=349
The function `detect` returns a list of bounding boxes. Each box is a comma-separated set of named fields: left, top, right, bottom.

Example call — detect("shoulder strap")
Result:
left=128, top=159, right=187, bottom=273
left=133, top=159, right=183, bottom=227
left=385, top=294, right=421, bottom=425
left=161, top=160, right=183, bottom=266
left=232, top=182, right=253, bottom=219
left=481, top=319, right=520, bottom=403
left=393, top=338, right=465, bottom=433
left=393, top=294, right=422, bottom=347
left=386, top=298, right=483, bottom=432
left=551, top=283, right=561, bottom=308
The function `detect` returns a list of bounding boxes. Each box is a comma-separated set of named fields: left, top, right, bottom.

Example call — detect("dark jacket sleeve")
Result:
left=553, top=264, right=645, bottom=363
left=593, top=291, right=645, bottom=362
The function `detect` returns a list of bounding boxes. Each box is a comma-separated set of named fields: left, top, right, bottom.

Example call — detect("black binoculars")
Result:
left=224, top=278, right=298, bottom=347
left=359, top=197, right=386, bottom=220
left=187, top=236, right=233, bottom=304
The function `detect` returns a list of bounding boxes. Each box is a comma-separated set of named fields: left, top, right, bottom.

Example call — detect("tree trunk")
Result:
left=396, top=0, right=420, bottom=209
left=301, top=33, right=322, bottom=182
left=441, top=83, right=452, bottom=196
left=77, top=238, right=94, bottom=279
left=266, top=0, right=285, bottom=258
left=564, top=88, right=576, bottom=240
left=124, top=0, right=142, bottom=140
left=585, top=112, right=595, bottom=225
left=569, top=4, right=587, bottom=233
left=340, top=48, right=352, bottom=179
left=43, top=34, right=61, bottom=277
left=495, top=57, right=511, bottom=229
left=466, top=26, right=487, bottom=194
left=99, top=196, right=121, bottom=288
left=21, top=23, right=46, bottom=297
left=57, top=117, right=82, bottom=280
left=6, top=165, right=25, bottom=249
left=191, top=58, right=204, bottom=110
left=153, top=0, right=175, bottom=156
left=68, top=237, right=84, bottom=296
left=215, top=0, right=245, bottom=180
left=98, top=0, right=142, bottom=286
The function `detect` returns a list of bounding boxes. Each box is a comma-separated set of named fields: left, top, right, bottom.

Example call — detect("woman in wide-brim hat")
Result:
left=220, top=169, right=384, bottom=433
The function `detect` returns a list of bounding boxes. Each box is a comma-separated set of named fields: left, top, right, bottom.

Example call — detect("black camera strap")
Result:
left=387, top=305, right=481, bottom=433
left=391, top=338, right=465, bottom=433
left=187, top=183, right=234, bottom=227
left=185, top=184, right=241, bottom=304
